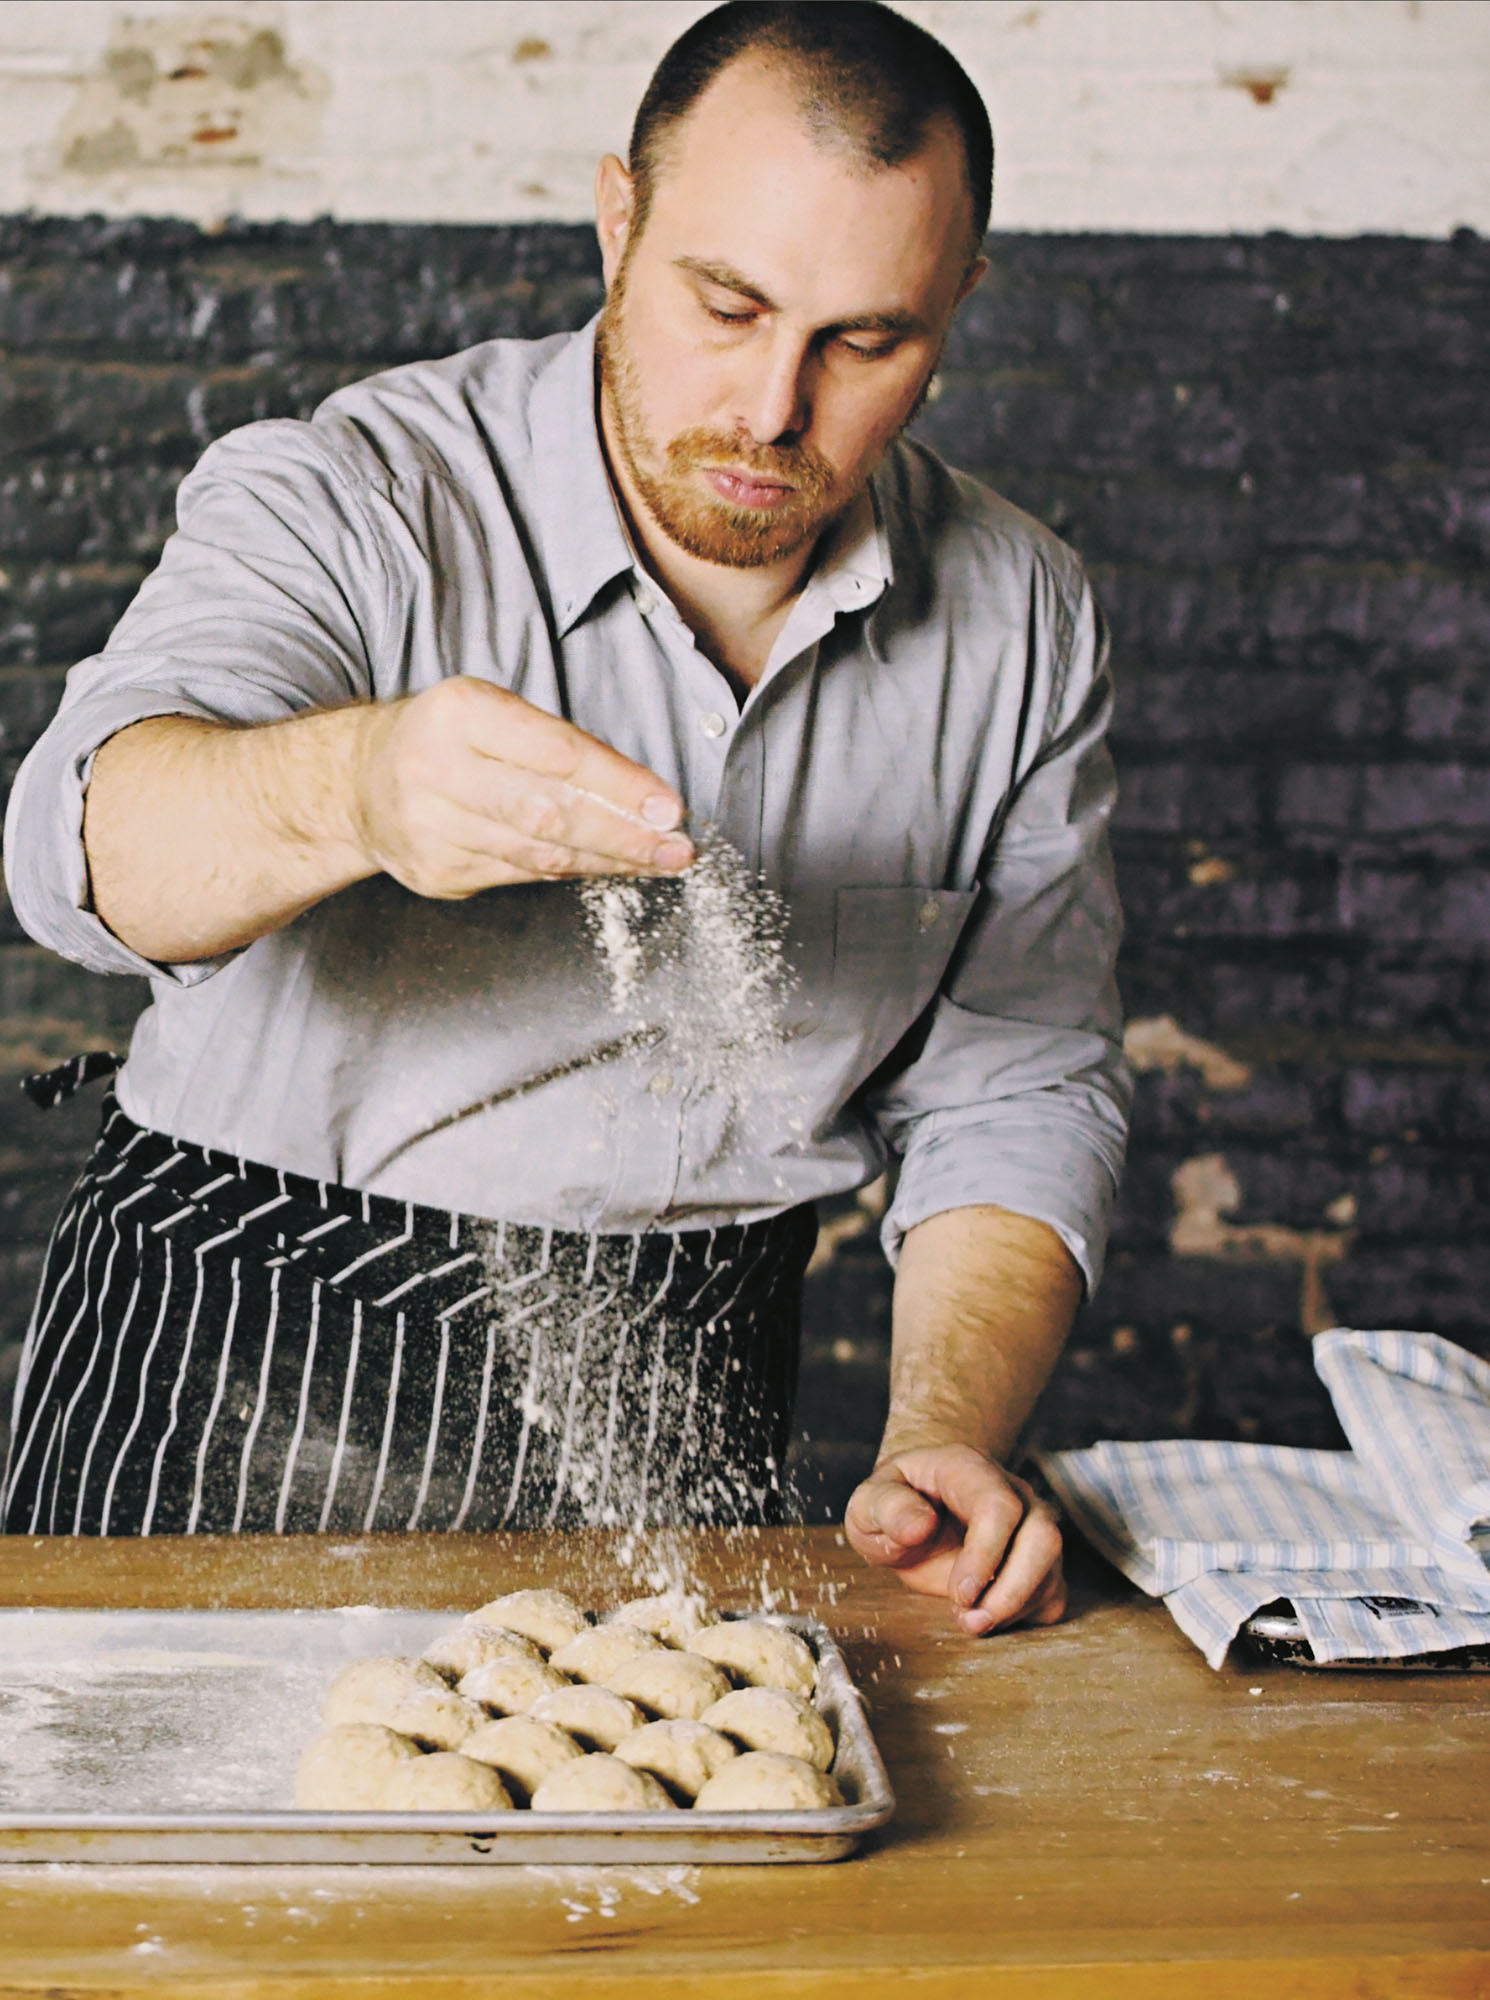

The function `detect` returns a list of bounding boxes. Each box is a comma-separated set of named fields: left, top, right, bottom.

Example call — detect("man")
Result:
left=2, top=1, right=1128, bottom=1634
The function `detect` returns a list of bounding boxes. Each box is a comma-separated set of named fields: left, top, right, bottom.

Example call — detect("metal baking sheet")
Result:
left=0, top=1607, right=894, bottom=1863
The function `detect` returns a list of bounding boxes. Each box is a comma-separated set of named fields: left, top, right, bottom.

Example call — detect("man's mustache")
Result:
left=665, top=428, right=837, bottom=500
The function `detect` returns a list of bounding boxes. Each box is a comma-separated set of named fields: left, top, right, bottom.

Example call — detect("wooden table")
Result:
left=0, top=1527, right=1485, bottom=1997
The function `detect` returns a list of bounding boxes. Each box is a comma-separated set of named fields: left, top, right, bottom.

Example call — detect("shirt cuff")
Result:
left=4, top=683, right=238, bottom=985
left=880, top=1093, right=1128, bottom=1296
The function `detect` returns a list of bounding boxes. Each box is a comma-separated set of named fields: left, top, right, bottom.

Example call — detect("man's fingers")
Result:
left=452, top=766, right=692, bottom=876
left=949, top=1511, right=1021, bottom=1608
left=456, top=680, right=685, bottom=832
left=959, top=1501, right=1065, bottom=1634
left=1024, top=1562, right=1068, bottom=1626
left=363, top=680, right=692, bottom=891
left=946, top=1476, right=1029, bottom=1608
left=879, top=1446, right=1026, bottom=1607
left=852, top=1448, right=1068, bottom=1632
left=845, top=1469, right=941, bottom=1560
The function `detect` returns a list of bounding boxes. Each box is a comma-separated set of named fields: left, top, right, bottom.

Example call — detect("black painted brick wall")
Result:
left=2, top=216, right=1487, bottom=1516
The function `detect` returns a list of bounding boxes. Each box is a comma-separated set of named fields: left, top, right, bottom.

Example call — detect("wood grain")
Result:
left=0, top=1528, right=1485, bottom=1997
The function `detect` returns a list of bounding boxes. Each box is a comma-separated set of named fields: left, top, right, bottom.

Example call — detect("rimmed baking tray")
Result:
left=0, top=1607, right=894, bottom=1863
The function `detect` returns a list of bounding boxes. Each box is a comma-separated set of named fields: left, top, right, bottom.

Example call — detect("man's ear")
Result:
left=595, top=154, right=637, bottom=289
left=955, top=255, right=990, bottom=308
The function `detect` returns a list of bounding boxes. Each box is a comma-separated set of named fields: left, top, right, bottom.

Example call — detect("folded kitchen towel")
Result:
left=1312, top=1329, right=1490, bottom=1584
left=1164, top=1567, right=1490, bottom=1669
left=1036, top=1437, right=1438, bottom=1594
left=1039, top=1330, right=1490, bottom=1668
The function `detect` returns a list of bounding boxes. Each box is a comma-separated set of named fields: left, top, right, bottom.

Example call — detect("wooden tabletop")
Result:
left=0, top=1527, right=1485, bottom=1998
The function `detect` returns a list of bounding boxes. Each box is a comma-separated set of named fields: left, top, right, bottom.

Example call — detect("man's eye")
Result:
left=705, top=303, right=755, bottom=326
left=839, top=337, right=894, bottom=360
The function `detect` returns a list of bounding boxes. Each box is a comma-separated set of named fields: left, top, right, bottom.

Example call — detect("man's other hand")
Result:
left=844, top=1444, right=1066, bottom=1635
left=352, top=676, right=694, bottom=897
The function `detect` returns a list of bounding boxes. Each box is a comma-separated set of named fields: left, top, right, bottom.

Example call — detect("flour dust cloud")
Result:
left=458, top=830, right=805, bottom=1588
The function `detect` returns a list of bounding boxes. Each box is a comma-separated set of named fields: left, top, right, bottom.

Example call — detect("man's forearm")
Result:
left=881, top=1204, right=1083, bottom=1465
left=84, top=708, right=373, bottom=965
left=80, top=679, right=695, bottom=969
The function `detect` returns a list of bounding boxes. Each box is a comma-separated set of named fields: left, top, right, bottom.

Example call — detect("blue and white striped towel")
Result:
left=1313, top=1329, right=1490, bottom=1583
left=1039, top=1330, right=1490, bottom=1668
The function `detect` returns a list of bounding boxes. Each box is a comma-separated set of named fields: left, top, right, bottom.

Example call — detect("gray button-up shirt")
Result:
left=4, top=320, right=1130, bottom=1285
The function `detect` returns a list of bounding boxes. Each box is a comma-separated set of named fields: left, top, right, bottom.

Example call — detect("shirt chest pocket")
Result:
left=826, top=885, right=980, bottom=1052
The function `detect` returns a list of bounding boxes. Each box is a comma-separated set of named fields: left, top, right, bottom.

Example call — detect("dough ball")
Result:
left=383, top=1751, right=513, bottom=1812
left=294, top=1723, right=423, bottom=1810
left=609, top=1592, right=712, bottom=1648
left=693, top=1751, right=842, bottom=1811
left=614, top=1720, right=738, bottom=1802
left=529, top=1753, right=677, bottom=1813
left=323, top=1657, right=482, bottom=1749
left=549, top=1624, right=666, bottom=1684
left=602, top=1650, right=731, bottom=1721
left=322, top=1655, right=447, bottom=1725
left=691, top=1620, right=817, bottom=1697
left=382, top=1687, right=486, bottom=1751
left=702, top=1687, right=836, bottom=1772
left=529, top=1684, right=644, bottom=1753
left=471, top=1589, right=589, bottom=1655
left=458, top=1656, right=571, bottom=1716
left=462, top=1715, right=584, bottom=1804
left=421, top=1622, right=543, bottom=1682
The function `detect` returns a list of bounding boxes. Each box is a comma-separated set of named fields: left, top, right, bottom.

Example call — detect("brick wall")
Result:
left=2, top=215, right=1487, bottom=1515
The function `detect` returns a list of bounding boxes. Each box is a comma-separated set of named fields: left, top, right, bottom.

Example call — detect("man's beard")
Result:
left=597, top=281, right=847, bottom=571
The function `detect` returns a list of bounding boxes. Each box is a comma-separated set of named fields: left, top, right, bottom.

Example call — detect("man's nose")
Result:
left=742, top=333, right=813, bottom=445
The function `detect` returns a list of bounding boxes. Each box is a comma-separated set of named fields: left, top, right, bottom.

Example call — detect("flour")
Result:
left=580, top=822, right=794, bottom=1115
left=452, top=827, right=806, bottom=1573
left=586, top=879, right=647, bottom=1012
left=526, top=1862, right=703, bottom=1921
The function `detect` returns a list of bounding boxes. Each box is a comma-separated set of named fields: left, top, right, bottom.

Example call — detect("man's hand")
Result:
left=845, top=1445, right=1065, bottom=1635
left=86, top=680, right=693, bottom=964
left=845, top=1204, right=1082, bottom=1636
left=350, top=677, right=693, bottom=897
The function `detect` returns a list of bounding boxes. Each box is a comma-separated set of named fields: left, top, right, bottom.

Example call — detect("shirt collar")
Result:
left=808, top=478, right=894, bottom=612
left=527, top=314, right=896, bottom=637
left=528, top=317, right=634, bottom=636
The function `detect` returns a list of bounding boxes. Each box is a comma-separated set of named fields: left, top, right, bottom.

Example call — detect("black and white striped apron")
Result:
left=3, top=1062, right=816, bottom=1538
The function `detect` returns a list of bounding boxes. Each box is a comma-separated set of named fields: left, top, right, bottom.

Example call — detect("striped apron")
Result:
left=3, top=1061, right=816, bottom=1538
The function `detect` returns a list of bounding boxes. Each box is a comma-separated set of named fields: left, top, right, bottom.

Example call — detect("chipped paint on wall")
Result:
left=1124, top=1015, right=1252, bottom=1093
left=0, top=1, right=1485, bottom=231
left=1169, top=1152, right=1354, bottom=1336
left=805, top=1176, right=888, bottom=1277
left=55, top=11, right=326, bottom=181
left=1220, top=65, right=1291, bottom=107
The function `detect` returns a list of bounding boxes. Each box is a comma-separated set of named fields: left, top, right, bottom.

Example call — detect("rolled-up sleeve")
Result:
left=873, top=579, right=1131, bottom=1293
left=2, top=421, right=388, bottom=984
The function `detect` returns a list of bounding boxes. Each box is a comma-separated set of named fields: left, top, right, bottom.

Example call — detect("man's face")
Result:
left=597, top=56, right=980, bottom=571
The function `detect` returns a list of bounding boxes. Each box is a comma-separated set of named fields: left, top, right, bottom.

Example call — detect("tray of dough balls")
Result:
left=0, top=1589, right=893, bottom=1863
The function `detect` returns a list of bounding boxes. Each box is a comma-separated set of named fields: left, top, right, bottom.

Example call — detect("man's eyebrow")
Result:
left=674, top=256, right=778, bottom=309
left=674, top=256, right=920, bottom=336
left=830, top=307, right=920, bottom=336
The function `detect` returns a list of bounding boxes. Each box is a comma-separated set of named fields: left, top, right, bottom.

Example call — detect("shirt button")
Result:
left=917, top=898, right=941, bottom=930
left=700, top=711, right=728, bottom=740
left=648, top=1070, right=675, bottom=1098
left=634, top=589, right=657, bottom=617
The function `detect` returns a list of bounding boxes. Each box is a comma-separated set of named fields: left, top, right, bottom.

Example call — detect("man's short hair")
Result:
left=628, top=0, right=994, bottom=257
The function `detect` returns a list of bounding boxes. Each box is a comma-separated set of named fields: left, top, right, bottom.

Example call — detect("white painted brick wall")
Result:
left=0, top=0, right=1485, bottom=234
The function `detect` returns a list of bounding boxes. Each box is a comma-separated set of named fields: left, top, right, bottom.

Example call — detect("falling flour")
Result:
left=449, top=830, right=806, bottom=1588
left=579, top=823, right=794, bottom=1113
left=586, top=879, right=647, bottom=1013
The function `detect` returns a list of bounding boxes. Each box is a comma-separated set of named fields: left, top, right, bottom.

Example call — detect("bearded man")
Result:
left=2, top=0, right=1128, bottom=1636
